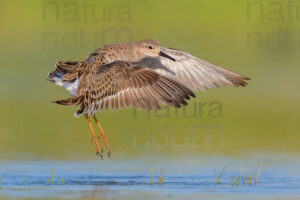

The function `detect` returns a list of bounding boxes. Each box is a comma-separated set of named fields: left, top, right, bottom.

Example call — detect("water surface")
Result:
left=0, top=156, right=299, bottom=200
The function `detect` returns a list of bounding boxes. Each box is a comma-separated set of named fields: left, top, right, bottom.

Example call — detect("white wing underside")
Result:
left=139, top=47, right=249, bottom=91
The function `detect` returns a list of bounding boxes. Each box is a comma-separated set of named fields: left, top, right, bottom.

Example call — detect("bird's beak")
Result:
left=159, top=51, right=176, bottom=62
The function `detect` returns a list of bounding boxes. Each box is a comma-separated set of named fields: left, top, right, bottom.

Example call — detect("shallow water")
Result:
left=0, top=156, right=299, bottom=200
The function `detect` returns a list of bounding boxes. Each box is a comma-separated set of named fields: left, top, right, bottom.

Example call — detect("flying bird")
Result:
left=47, top=39, right=250, bottom=159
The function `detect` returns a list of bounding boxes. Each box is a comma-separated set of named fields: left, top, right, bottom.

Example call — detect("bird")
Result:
left=47, top=39, right=250, bottom=159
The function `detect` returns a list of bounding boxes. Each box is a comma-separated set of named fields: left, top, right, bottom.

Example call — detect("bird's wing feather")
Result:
left=83, top=61, right=195, bottom=112
left=139, top=47, right=250, bottom=91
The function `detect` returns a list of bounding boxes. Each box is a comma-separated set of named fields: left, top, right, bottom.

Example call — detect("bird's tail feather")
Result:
left=47, top=61, right=78, bottom=83
left=52, top=96, right=83, bottom=106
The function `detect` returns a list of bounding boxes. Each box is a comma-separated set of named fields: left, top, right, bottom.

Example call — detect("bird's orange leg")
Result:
left=93, top=115, right=111, bottom=158
left=85, top=114, right=102, bottom=159
left=98, top=134, right=104, bottom=154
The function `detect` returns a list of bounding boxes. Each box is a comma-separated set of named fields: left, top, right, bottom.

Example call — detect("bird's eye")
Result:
left=148, top=46, right=153, bottom=49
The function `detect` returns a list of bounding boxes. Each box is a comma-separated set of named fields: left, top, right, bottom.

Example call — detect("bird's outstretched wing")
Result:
left=139, top=47, right=250, bottom=91
left=82, top=61, right=195, bottom=113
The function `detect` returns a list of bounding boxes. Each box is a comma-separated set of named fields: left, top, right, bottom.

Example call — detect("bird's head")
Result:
left=137, top=39, right=176, bottom=62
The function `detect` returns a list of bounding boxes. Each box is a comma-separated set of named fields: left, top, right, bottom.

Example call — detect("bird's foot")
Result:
left=92, top=136, right=102, bottom=159
left=93, top=115, right=111, bottom=159
left=97, top=135, right=111, bottom=158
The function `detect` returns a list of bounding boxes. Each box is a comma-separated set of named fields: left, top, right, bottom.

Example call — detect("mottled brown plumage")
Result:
left=82, top=61, right=195, bottom=114
left=47, top=39, right=250, bottom=158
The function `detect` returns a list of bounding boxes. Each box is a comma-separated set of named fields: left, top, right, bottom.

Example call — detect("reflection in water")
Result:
left=90, top=187, right=105, bottom=200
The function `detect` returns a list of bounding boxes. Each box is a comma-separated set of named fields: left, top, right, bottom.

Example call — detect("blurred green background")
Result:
left=0, top=0, right=299, bottom=160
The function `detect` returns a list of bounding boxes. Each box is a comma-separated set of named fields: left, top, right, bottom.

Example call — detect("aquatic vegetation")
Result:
left=158, top=168, right=165, bottom=185
left=47, top=168, right=54, bottom=184
left=255, top=163, right=264, bottom=184
left=22, top=169, right=24, bottom=184
left=240, top=166, right=246, bottom=184
left=238, top=164, right=264, bottom=186
left=51, top=168, right=54, bottom=183
left=228, top=164, right=264, bottom=187
left=214, top=166, right=226, bottom=184
left=149, top=167, right=154, bottom=185
left=235, top=174, right=240, bottom=185
left=148, top=167, right=165, bottom=185
left=62, top=178, right=64, bottom=184
left=249, top=168, right=252, bottom=185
